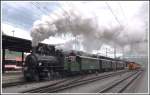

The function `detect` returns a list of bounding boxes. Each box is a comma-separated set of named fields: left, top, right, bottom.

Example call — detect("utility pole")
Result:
left=75, top=35, right=77, bottom=50
left=12, top=30, right=15, bottom=37
left=106, top=48, right=108, bottom=57
left=114, top=46, right=116, bottom=59
left=122, top=47, right=124, bottom=60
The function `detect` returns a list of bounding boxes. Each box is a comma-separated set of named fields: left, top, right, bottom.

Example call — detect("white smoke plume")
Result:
left=31, top=3, right=101, bottom=48
left=30, top=2, right=148, bottom=54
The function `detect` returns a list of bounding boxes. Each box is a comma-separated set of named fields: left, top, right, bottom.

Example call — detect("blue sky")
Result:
left=2, top=1, right=60, bottom=31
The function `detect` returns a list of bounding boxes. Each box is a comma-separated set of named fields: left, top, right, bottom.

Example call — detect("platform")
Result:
left=2, top=71, right=24, bottom=84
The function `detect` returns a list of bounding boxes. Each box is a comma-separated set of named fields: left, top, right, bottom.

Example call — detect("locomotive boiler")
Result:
left=23, top=44, right=64, bottom=81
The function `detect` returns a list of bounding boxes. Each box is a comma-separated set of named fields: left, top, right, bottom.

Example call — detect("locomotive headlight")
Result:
left=39, top=62, right=42, bottom=66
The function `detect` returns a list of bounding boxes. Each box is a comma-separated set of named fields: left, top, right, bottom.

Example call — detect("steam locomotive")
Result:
left=23, top=44, right=128, bottom=81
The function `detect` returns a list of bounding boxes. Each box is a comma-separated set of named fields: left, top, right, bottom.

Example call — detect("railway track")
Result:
left=98, top=69, right=143, bottom=93
left=2, top=74, right=86, bottom=88
left=22, top=70, right=129, bottom=93
left=2, top=81, right=27, bottom=88
left=21, top=75, right=87, bottom=93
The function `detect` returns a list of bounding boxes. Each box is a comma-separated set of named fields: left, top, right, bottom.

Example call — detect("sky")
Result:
left=1, top=1, right=149, bottom=58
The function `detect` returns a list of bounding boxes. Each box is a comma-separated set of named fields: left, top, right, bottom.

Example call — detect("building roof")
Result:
left=2, top=35, right=54, bottom=52
left=2, top=35, right=32, bottom=52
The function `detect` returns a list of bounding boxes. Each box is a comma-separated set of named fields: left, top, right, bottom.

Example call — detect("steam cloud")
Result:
left=31, top=2, right=148, bottom=54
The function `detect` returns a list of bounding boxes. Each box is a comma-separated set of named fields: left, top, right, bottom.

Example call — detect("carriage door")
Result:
left=99, top=60, right=102, bottom=72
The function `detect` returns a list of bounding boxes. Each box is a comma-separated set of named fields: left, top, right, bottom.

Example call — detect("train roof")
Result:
left=78, top=55, right=99, bottom=60
left=78, top=55, right=118, bottom=62
left=64, top=50, right=127, bottom=62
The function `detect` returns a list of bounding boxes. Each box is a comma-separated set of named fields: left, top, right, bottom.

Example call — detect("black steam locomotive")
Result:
left=23, top=44, right=127, bottom=81
left=23, top=44, right=64, bottom=81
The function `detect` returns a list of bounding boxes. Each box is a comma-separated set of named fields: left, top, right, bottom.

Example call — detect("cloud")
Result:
left=2, top=1, right=60, bottom=30
left=2, top=1, right=148, bottom=57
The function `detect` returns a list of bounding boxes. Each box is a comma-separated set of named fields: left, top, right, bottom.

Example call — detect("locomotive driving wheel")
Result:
left=33, top=74, right=40, bottom=81
left=31, top=69, right=40, bottom=81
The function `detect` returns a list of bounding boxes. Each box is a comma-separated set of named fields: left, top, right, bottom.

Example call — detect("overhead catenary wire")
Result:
left=31, top=2, right=49, bottom=16
left=105, top=2, right=121, bottom=58
left=118, top=2, right=127, bottom=21
left=105, top=2, right=122, bottom=27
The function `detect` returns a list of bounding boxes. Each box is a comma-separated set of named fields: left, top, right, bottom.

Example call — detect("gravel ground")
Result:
left=56, top=69, right=148, bottom=93
left=56, top=71, right=133, bottom=93
left=122, top=68, right=148, bottom=93
left=2, top=78, right=66, bottom=93
left=2, top=70, right=127, bottom=93
left=2, top=72, right=23, bottom=84
left=135, top=68, right=148, bottom=93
